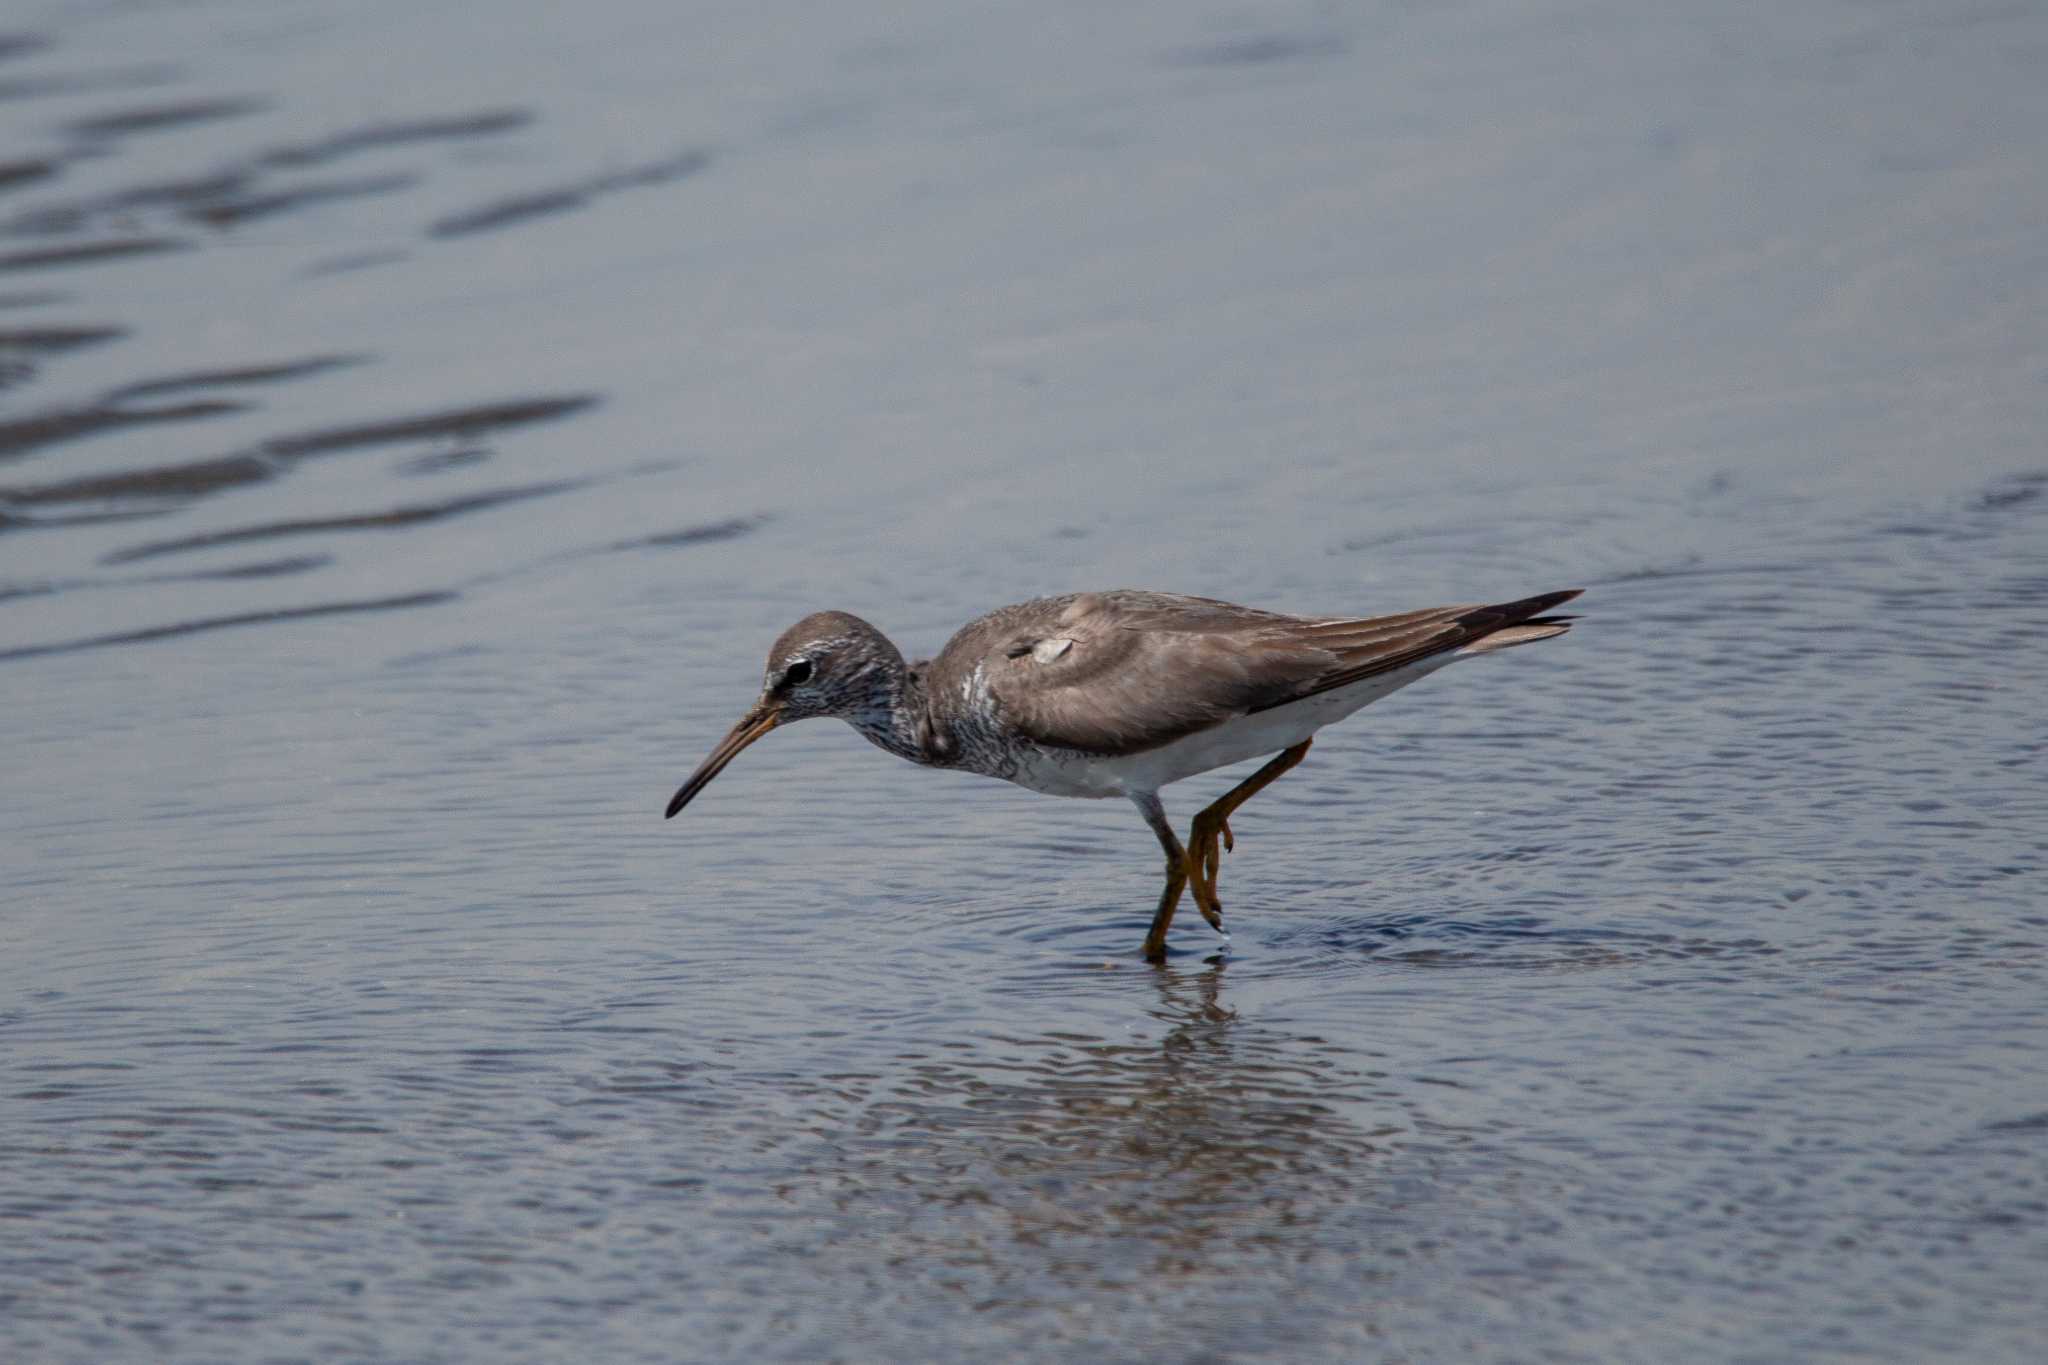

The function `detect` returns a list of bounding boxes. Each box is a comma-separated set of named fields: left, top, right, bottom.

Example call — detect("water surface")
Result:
left=3, top=1, right=2046, bottom=1360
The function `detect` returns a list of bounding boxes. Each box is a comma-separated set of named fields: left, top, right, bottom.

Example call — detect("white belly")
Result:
left=1007, top=654, right=1460, bottom=799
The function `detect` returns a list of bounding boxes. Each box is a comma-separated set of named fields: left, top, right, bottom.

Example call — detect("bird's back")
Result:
left=919, top=588, right=1579, bottom=767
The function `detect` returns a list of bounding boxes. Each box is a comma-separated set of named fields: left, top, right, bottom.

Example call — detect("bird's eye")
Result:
left=784, top=659, right=814, bottom=687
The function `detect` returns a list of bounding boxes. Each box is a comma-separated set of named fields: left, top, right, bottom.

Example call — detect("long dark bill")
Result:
left=664, top=703, right=782, bottom=818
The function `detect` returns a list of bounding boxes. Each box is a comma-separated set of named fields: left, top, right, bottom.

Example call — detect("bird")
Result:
left=665, top=587, right=1581, bottom=958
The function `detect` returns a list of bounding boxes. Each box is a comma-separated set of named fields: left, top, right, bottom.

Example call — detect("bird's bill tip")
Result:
left=664, top=703, right=783, bottom=818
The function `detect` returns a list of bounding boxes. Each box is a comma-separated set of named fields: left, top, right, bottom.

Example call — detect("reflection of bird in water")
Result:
left=666, top=587, right=1580, bottom=957
left=788, top=958, right=1401, bottom=1304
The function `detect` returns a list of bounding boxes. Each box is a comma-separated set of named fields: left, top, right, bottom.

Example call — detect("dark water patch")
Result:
left=0, top=347, right=366, bottom=464
left=1980, top=1112, right=2048, bottom=1136
left=999, top=909, right=1153, bottom=954
left=1877, top=519, right=1943, bottom=538
left=0, top=503, right=164, bottom=533
left=0, top=553, right=329, bottom=604
left=1166, top=32, right=1347, bottom=69
left=1334, top=523, right=1484, bottom=555
left=0, top=590, right=455, bottom=662
left=2, top=393, right=595, bottom=543
left=0, top=399, right=243, bottom=464
left=300, top=248, right=408, bottom=276
left=9, top=107, right=524, bottom=241
left=0, top=159, right=57, bottom=194
left=1973, top=471, right=2047, bottom=513
left=1, top=451, right=275, bottom=507
left=1263, top=912, right=1780, bottom=976
left=5, top=166, right=415, bottom=237
left=100, top=478, right=589, bottom=564
left=430, top=190, right=584, bottom=239
left=261, top=394, right=598, bottom=459
left=0, top=34, right=50, bottom=62
left=381, top=641, right=496, bottom=670
left=608, top=517, right=768, bottom=552
left=0, top=323, right=124, bottom=388
left=428, top=149, right=710, bottom=238
left=0, top=63, right=179, bottom=104
left=1603, top=558, right=1808, bottom=584
left=0, top=238, right=186, bottom=273
left=394, top=446, right=492, bottom=475
left=260, top=109, right=533, bottom=168
left=1984, top=573, right=2048, bottom=609
left=184, top=173, right=417, bottom=228
left=161, top=554, right=331, bottom=582
left=5, top=172, right=243, bottom=235
left=0, top=577, right=58, bottom=601
left=0, top=323, right=122, bottom=355
left=106, top=354, right=364, bottom=403
left=64, top=97, right=267, bottom=140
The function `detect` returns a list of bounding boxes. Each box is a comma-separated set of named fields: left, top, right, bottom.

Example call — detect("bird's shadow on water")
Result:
left=951, top=880, right=1775, bottom=981
left=1250, top=901, right=1781, bottom=980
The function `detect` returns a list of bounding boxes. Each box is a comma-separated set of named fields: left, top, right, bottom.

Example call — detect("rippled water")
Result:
left=4, top=1, right=2046, bottom=1360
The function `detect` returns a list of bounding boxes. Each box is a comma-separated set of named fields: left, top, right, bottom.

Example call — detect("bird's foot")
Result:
left=1185, top=875, right=1226, bottom=935
left=1183, top=811, right=1232, bottom=934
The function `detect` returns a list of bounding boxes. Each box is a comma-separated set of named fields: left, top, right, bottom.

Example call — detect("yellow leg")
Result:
left=1184, top=740, right=1313, bottom=931
left=1141, top=858, right=1189, bottom=961
left=1135, top=793, right=1187, bottom=960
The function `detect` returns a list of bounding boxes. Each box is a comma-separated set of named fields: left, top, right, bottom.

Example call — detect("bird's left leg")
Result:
left=1133, top=793, right=1188, bottom=961
left=1186, top=739, right=1312, bottom=924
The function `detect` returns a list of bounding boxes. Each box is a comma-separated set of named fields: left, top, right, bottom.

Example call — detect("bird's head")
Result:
left=664, top=611, right=901, bottom=818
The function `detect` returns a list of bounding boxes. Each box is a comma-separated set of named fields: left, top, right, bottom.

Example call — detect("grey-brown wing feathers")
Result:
left=1252, top=589, right=1581, bottom=709
left=944, top=588, right=1579, bottom=756
left=923, top=592, right=1315, bottom=755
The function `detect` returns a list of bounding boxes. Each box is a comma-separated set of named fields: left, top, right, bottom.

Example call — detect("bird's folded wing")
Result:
left=974, top=590, right=1579, bottom=755
left=986, top=621, right=1328, bottom=754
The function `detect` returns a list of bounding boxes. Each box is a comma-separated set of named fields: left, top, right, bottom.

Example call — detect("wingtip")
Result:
left=1456, top=588, right=1585, bottom=654
left=1473, top=588, right=1585, bottom=627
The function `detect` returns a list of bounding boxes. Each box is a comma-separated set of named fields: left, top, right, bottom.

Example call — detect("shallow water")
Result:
left=4, top=1, right=2047, bottom=1360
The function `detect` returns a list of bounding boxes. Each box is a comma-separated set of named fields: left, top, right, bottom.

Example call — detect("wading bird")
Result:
left=666, top=588, right=1580, bottom=958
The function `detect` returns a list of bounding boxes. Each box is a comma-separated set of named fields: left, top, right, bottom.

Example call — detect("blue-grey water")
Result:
left=4, top=1, right=2046, bottom=1361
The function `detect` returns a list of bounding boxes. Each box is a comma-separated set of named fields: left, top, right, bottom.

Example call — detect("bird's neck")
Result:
left=840, top=650, right=943, bottom=767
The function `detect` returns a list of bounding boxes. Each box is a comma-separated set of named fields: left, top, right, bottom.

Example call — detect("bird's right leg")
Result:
left=1185, top=739, right=1312, bottom=926
left=1133, top=793, right=1187, bottom=961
